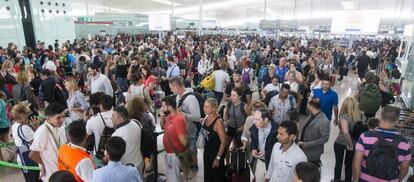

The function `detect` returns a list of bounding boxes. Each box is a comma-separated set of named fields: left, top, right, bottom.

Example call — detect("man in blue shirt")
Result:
left=313, top=76, right=339, bottom=124
left=166, top=56, right=180, bottom=79
left=92, top=137, right=142, bottom=182
left=274, top=57, right=289, bottom=82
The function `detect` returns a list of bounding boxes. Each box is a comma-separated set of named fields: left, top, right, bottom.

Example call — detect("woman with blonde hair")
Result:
left=333, top=96, right=363, bottom=182
left=201, top=98, right=227, bottom=181
left=64, top=80, right=88, bottom=121
left=1, top=60, right=17, bottom=97
left=11, top=102, right=41, bottom=181
left=13, top=71, right=36, bottom=109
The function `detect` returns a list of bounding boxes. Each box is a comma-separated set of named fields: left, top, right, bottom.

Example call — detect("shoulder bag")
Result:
left=165, top=128, right=193, bottom=169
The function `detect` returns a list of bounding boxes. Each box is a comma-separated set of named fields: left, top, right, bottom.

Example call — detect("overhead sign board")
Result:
left=331, top=10, right=380, bottom=35
left=148, top=14, right=171, bottom=31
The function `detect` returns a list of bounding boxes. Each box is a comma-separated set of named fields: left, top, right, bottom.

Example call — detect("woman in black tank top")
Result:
left=201, top=98, right=227, bottom=181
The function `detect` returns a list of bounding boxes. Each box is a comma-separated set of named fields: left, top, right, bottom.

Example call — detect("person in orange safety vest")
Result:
left=58, top=121, right=95, bottom=182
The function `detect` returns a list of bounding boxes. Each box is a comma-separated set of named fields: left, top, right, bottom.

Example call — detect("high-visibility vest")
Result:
left=58, top=144, right=95, bottom=182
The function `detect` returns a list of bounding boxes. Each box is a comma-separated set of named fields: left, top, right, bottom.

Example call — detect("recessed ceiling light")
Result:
left=149, top=0, right=181, bottom=6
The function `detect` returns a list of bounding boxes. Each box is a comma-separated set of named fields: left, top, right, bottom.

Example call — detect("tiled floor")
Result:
left=0, top=73, right=387, bottom=182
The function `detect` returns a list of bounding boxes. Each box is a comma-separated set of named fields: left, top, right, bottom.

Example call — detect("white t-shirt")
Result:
left=284, top=81, right=299, bottom=93
left=12, top=122, right=35, bottom=165
left=112, top=120, right=142, bottom=168
left=85, top=110, right=114, bottom=152
left=264, top=83, right=282, bottom=93
left=213, top=70, right=230, bottom=92
left=227, top=54, right=237, bottom=70
left=128, top=84, right=144, bottom=96
left=90, top=73, right=114, bottom=97
left=30, top=122, right=67, bottom=182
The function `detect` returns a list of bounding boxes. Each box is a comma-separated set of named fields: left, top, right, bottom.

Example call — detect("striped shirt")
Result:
left=355, top=128, right=412, bottom=182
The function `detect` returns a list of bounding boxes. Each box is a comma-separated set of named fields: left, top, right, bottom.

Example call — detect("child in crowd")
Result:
left=367, top=117, right=380, bottom=130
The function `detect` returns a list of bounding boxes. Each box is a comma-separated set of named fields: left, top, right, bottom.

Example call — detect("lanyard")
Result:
left=45, top=123, right=61, bottom=149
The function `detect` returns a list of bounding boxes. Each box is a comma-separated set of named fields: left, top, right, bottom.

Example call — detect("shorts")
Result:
left=188, top=137, right=197, bottom=154
left=0, top=127, right=9, bottom=135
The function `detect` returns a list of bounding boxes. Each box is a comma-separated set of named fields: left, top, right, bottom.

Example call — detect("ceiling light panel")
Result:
left=149, top=0, right=182, bottom=6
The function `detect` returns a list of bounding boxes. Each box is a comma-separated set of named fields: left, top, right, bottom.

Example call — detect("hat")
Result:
left=364, top=72, right=375, bottom=82
left=269, top=64, right=276, bottom=69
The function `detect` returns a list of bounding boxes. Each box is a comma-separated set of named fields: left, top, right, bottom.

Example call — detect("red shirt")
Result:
left=163, top=112, right=187, bottom=153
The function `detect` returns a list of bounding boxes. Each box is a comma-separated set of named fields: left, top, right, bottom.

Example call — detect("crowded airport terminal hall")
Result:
left=1, top=0, right=414, bottom=181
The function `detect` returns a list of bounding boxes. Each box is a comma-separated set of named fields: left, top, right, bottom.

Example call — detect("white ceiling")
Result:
left=71, top=0, right=414, bottom=26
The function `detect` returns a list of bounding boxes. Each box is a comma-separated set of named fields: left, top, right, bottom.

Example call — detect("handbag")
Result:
left=196, top=130, right=205, bottom=149
left=165, top=129, right=193, bottom=169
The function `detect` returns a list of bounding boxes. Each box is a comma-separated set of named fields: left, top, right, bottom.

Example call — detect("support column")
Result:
left=263, top=0, right=267, bottom=20
left=199, top=0, right=203, bottom=35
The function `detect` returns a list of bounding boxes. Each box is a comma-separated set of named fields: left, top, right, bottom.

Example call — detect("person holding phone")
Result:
left=11, top=102, right=41, bottom=182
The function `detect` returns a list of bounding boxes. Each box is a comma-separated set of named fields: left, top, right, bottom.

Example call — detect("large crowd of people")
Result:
left=0, top=34, right=411, bottom=182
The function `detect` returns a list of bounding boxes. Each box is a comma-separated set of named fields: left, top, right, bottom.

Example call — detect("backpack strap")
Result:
left=17, top=124, right=34, bottom=148
left=95, top=113, right=108, bottom=152
left=178, top=92, right=192, bottom=108
left=168, top=65, right=178, bottom=78
left=240, top=102, right=248, bottom=118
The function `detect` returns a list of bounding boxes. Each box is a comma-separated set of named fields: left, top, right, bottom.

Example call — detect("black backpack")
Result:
left=264, top=90, right=279, bottom=106
left=351, top=121, right=368, bottom=141
left=366, top=131, right=403, bottom=180
left=178, top=92, right=206, bottom=118
left=95, top=113, right=115, bottom=160
left=133, top=113, right=156, bottom=159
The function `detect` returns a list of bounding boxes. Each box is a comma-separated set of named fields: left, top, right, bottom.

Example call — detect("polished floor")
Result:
left=0, top=73, right=405, bottom=182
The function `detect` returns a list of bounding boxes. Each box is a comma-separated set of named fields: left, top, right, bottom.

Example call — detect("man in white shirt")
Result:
left=227, top=50, right=237, bottom=71
left=86, top=94, right=113, bottom=153
left=265, top=121, right=307, bottom=182
left=88, top=64, right=113, bottom=97
left=197, top=54, right=212, bottom=76
left=29, top=103, right=68, bottom=182
left=268, top=84, right=296, bottom=124
left=111, top=106, right=143, bottom=176
left=213, top=62, right=230, bottom=103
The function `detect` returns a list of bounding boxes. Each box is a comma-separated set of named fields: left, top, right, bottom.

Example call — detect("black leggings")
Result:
left=334, top=142, right=354, bottom=182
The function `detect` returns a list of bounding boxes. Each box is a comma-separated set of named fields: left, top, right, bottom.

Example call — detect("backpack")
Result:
left=351, top=120, right=368, bottom=141
left=366, top=131, right=403, bottom=180
left=264, top=90, right=279, bottom=106
left=359, top=83, right=382, bottom=115
left=95, top=113, right=115, bottom=160
left=132, top=114, right=156, bottom=159
left=258, top=66, right=268, bottom=83
left=225, top=102, right=248, bottom=121
left=53, top=78, right=69, bottom=108
left=200, top=71, right=215, bottom=91
left=242, top=68, right=251, bottom=85
left=178, top=92, right=206, bottom=118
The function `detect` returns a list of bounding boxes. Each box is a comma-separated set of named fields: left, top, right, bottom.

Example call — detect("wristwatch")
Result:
left=216, top=156, right=221, bottom=160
